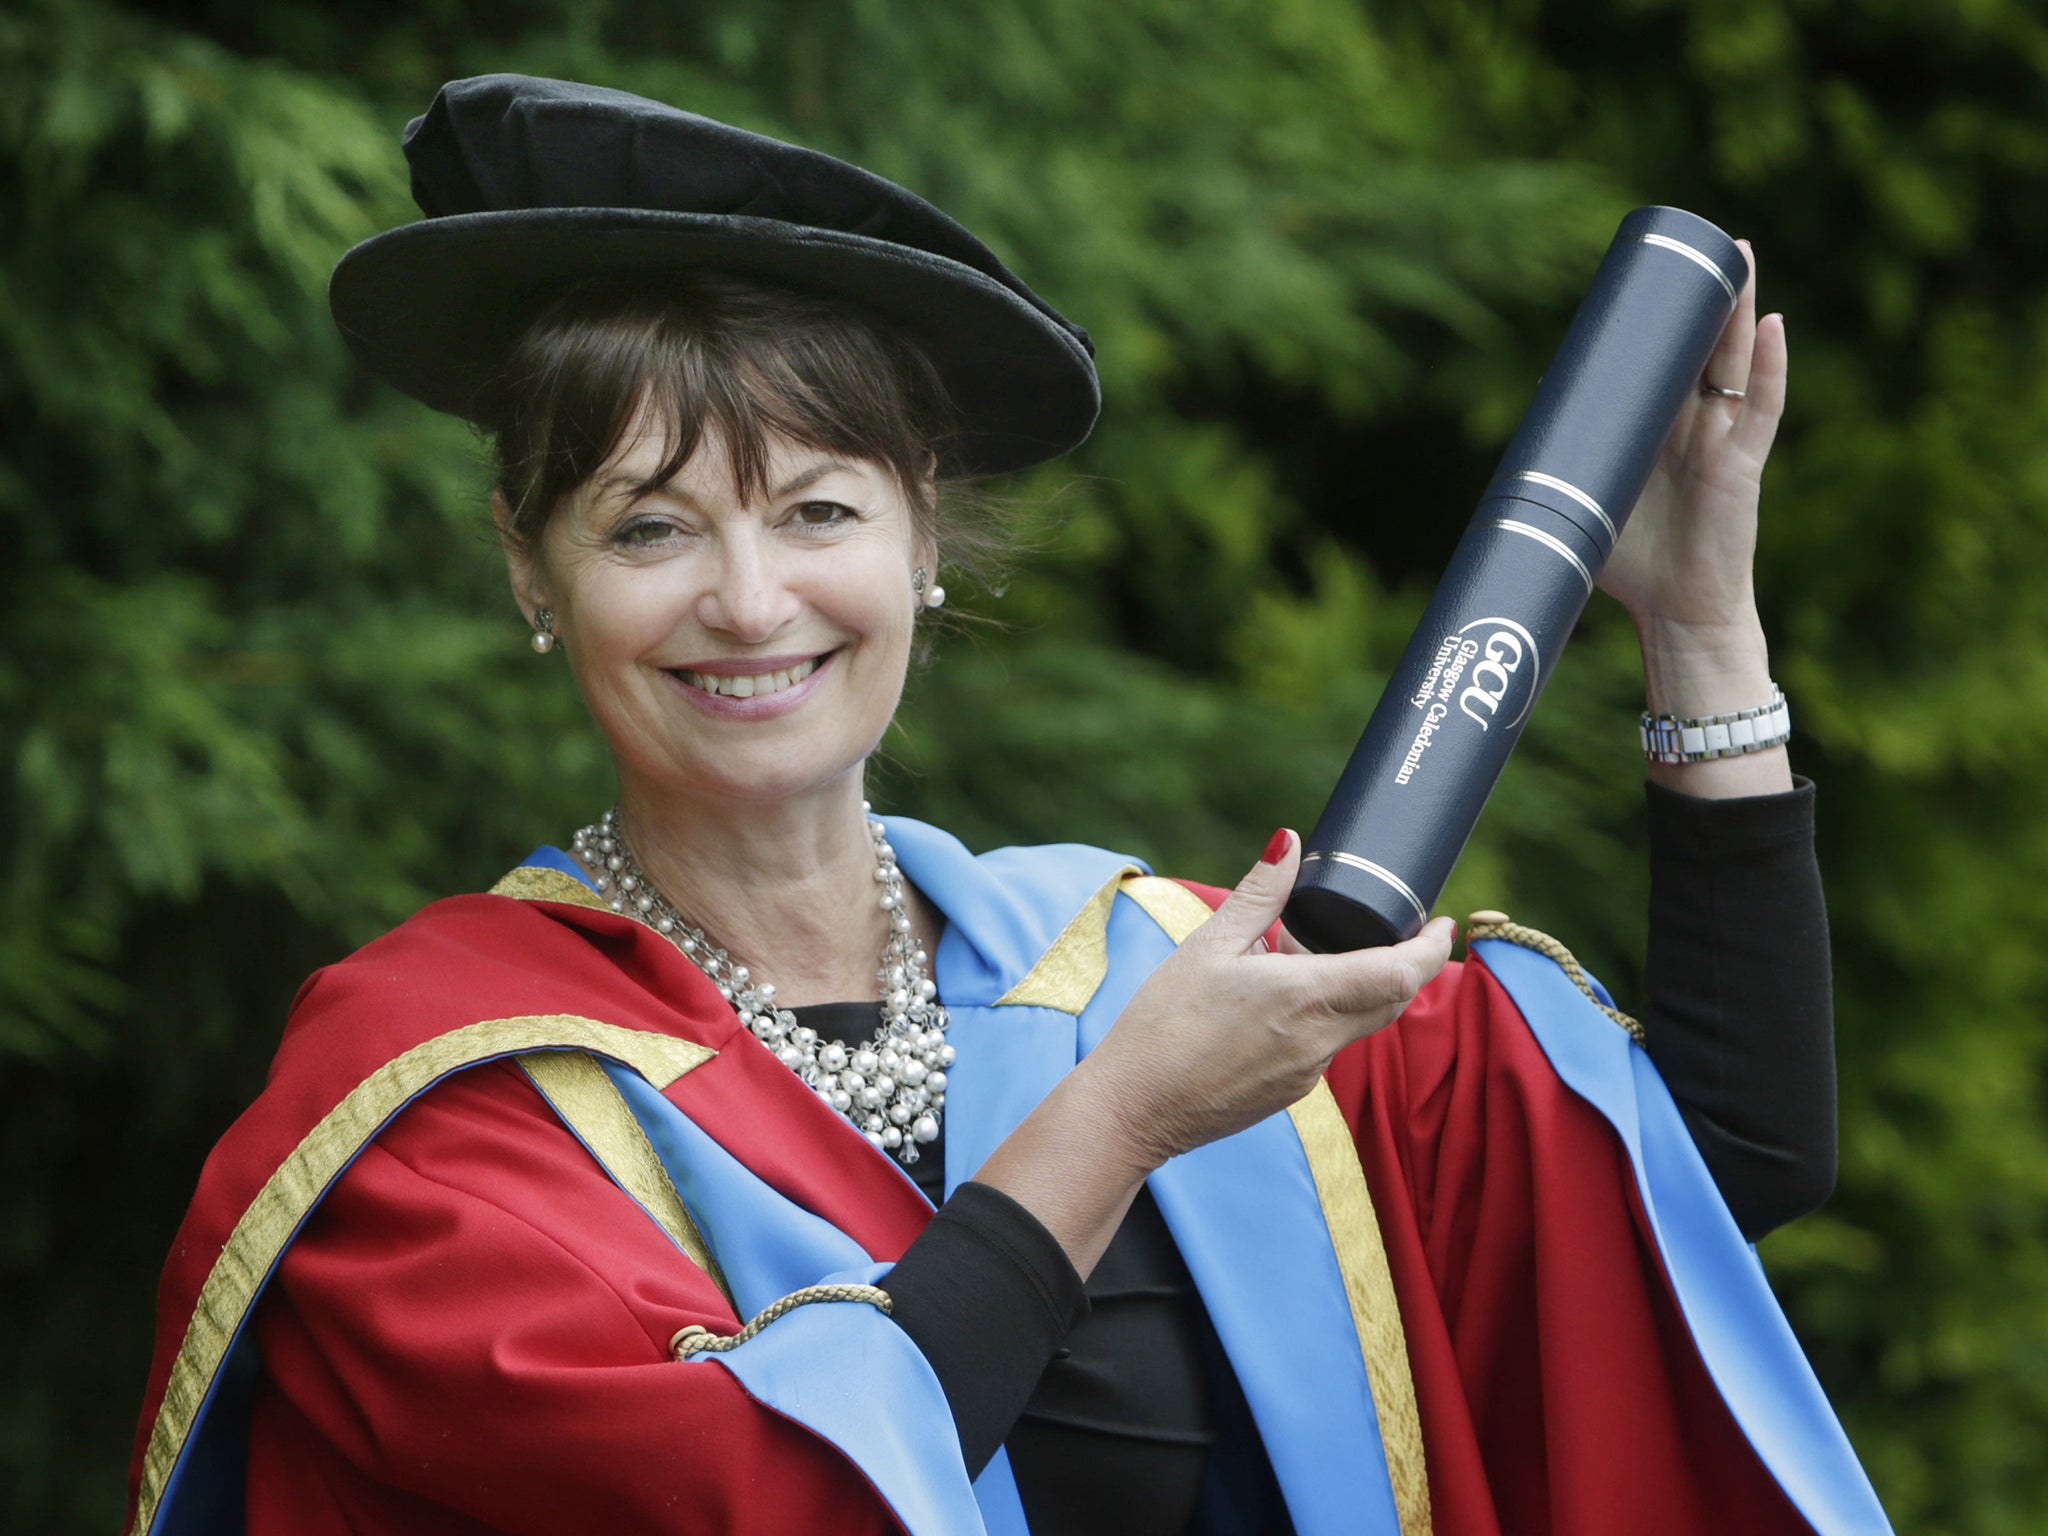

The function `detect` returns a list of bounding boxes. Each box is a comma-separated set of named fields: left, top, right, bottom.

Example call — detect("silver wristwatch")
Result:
left=1640, top=685, right=1791, bottom=765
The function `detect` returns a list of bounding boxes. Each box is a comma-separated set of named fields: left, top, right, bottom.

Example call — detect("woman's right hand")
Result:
left=973, top=829, right=1453, bottom=1280
left=1079, top=829, right=1456, bottom=1170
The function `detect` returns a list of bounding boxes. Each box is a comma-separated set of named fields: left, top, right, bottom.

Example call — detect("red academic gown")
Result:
left=127, top=832, right=1882, bottom=1535
left=1329, top=957, right=1811, bottom=1532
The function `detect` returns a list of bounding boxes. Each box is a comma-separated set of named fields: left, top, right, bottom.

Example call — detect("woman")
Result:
left=128, top=75, right=1888, bottom=1535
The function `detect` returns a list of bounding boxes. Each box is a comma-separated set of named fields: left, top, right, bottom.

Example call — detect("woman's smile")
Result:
left=666, top=650, right=834, bottom=717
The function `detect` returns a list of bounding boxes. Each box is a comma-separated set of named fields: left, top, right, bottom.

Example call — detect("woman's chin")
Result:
left=649, top=757, right=869, bottom=812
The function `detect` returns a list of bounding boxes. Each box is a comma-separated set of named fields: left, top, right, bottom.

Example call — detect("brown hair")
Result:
left=488, top=273, right=1013, bottom=610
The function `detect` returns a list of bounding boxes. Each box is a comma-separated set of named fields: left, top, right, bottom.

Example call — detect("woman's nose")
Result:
left=696, top=533, right=800, bottom=641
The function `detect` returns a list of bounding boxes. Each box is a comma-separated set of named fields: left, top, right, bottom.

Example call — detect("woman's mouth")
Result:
left=675, top=656, right=822, bottom=699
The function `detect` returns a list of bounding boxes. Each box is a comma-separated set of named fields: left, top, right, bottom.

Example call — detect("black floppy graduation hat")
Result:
left=329, top=75, right=1099, bottom=475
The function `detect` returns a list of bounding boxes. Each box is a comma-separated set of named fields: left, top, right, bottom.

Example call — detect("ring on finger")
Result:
left=1699, top=381, right=1747, bottom=400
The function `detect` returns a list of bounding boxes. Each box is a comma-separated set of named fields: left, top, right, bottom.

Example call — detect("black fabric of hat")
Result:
left=329, top=75, right=1099, bottom=474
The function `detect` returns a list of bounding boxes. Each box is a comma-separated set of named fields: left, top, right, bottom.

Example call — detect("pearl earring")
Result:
left=912, top=569, right=946, bottom=612
left=530, top=608, right=557, bottom=654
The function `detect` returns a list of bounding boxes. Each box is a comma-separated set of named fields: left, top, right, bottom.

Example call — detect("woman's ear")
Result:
left=914, top=454, right=941, bottom=582
left=493, top=489, right=552, bottom=625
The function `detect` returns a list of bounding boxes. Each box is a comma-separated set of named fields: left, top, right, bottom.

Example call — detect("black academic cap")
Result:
left=329, top=75, right=1099, bottom=474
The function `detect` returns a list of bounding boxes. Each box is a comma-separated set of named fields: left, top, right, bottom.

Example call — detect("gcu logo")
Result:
left=1455, top=617, right=1540, bottom=731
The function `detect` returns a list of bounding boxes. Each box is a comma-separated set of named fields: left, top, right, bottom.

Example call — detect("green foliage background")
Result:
left=5, top=0, right=2045, bottom=1528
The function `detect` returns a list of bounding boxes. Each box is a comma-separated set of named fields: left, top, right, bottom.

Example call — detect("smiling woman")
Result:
left=127, top=72, right=1884, bottom=1536
left=512, top=413, right=931, bottom=826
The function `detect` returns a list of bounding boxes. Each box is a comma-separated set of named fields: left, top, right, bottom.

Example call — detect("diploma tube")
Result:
left=1284, top=207, right=1744, bottom=952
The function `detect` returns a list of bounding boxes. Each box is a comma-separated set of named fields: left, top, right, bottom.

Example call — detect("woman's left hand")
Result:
left=1596, top=239, right=1794, bottom=795
left=1598, top=239, right=1787, bottom=641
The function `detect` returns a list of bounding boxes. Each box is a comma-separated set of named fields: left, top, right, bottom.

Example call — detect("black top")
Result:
left=811, top=780, right=1834, bottom=1534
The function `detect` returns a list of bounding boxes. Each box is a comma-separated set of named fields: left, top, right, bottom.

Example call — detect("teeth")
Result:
left=681, top=657, right=820, bottom=698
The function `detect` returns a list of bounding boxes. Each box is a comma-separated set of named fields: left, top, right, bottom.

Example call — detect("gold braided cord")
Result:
left=1466, top=916, right=1646, bottom=1044
left=669, top=1284, right=894, bottom=1359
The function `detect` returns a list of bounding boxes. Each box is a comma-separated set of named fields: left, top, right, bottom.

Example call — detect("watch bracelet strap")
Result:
left=1640, top=684, right=1790, bottom=765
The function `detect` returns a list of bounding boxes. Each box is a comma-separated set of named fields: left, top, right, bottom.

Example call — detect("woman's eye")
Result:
left=793, top=500, right=858, bottom=529
left=615, top=518, right=678, bottom=547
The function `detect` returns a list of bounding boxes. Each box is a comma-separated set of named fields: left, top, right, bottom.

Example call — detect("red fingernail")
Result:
left=1260, top=828, right=1293, bottom=865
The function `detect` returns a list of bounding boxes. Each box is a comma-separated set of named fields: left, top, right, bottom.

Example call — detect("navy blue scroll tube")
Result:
left=1283, top=206, right=1745, bottom=953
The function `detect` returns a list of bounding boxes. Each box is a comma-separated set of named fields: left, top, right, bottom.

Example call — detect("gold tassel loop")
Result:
left=1465, top=911, right=1646, bottom=1045
left=670, top=1283, right=895, bottom=1360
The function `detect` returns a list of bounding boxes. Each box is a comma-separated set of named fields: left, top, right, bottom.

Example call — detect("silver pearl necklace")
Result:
left=569, top=805, right=952, bottom=1166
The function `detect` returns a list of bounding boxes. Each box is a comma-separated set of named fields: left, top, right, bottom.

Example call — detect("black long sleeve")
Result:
left=1640, top=776, right=1837, bottom=1240
left=878, top=1179, right=1089, bottom=1476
